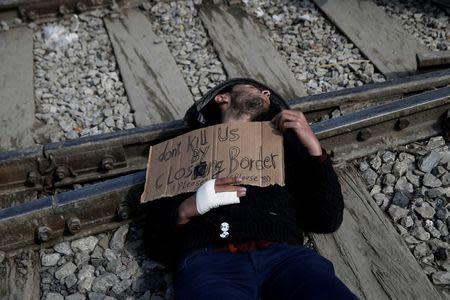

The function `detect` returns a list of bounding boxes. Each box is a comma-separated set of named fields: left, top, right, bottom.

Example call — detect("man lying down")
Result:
left=143, top=78, right=358, bottom=300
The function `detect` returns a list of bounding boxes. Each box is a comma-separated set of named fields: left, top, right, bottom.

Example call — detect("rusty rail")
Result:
left=0, top=86, right=449, bottom=252
left=1, top=71, right=450, bottom=208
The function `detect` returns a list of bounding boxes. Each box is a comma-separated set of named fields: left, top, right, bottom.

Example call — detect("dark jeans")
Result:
left=174, top=242, right=358, bottom=300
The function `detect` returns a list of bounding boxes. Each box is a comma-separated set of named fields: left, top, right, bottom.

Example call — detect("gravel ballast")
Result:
left=358, top=135, right=450, bottom=292
left=33, top=11, right=135, bottom=144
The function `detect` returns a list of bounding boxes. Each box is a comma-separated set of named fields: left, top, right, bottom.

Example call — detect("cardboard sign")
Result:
left=140, top=122, right=285, bottom=203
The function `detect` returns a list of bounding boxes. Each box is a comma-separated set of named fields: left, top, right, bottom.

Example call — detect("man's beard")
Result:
left=229, top=93, right=269, bottom=121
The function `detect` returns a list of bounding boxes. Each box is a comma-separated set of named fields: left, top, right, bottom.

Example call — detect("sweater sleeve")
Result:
left=284, top=132, right=344, bottom=233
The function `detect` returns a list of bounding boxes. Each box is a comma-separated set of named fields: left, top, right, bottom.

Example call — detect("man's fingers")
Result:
left=215, top=185, right=246, bottom=193
left=281, top=121, right=302, bottom=131
left=215, top=177, right=242, bottom=186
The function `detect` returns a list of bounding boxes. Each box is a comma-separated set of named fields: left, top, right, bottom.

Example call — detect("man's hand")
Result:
left=177, top=177, right=246, bottom=225
left=272, top=110, right=322, bottom=156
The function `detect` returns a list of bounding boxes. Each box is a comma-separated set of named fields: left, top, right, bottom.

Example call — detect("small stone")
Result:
left=369, top=156, right=382, bottom=170
left=111, top=278, right=132, bottom=295
left=363, top=168, right=378, bottom=187
left=396, top=224, right=408, bottom=236
left=382, top=151, right=395, bottom=163
left=432, top=271, right=450, bottom=285
left=414, top=203, right=436, bottom=219
left=406, top=171, right=420, bottom=187
left=388, top=205, right=409, bottom=222
left=359, top=161, right=369, bottom=172
left=41, top=253, right=61, bottom=267
left=54, top=242, right=73, bottom=255
left=437, top=219, right=449, bottom=236
left=65, top=273, right=78, bottom=289
left=103, top=249, right=117, bottom=262
left=74, top=251, right=90, bottom=266
left=55, top=262, right=77, bottom=280
left=91, top=246, right=103, bottom=259
left=404, top=235, right=421, bottom=244
left=71, top=236, right=98, bottom=253
left=441, top=173, right=450, bottom=186
left=109, top=224, right=129, bottom=251
left=411, top=226, right=431, bottom=241
left=66, top=293, right=86, bottom=300
left=383, top=174, right=396, bottom=186
left=393, top=161, right=409, bottom=177
left=87, top=292, right=113, bottom=300
left=380, top=163, right=393, bottom=174
left=426, top=136, right=446, bottom=150
left=413, top=242, right=430, bottom=258
left=391, top=191, right=411, bottom=208
left=423, top=173, right=442, bottom=188
left=395, top=176, right=413, bottom=193
left=427, top=188, right=444, bottom=198
left=400, top=216, right=414, bottom=228
left=370, top=185, right=382, bottom=196
left=91, top=272, right=119, bottom=293
left=418, top=151, right=441, bottom=173
left=45, top=292, right=64, bottom=300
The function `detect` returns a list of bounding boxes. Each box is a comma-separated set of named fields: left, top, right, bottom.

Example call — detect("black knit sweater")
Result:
left=143, top=132, right=344, bottom=264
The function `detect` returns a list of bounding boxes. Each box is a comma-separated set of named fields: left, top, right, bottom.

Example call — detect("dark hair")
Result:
left=184, top=78, right=290, bottom=129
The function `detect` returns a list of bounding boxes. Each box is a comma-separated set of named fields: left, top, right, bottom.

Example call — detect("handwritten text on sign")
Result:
left=140, top=122, right=285, bottom=203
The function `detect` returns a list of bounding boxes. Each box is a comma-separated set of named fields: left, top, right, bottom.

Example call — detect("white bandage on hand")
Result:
left=196, top=179, right=240, bottom=215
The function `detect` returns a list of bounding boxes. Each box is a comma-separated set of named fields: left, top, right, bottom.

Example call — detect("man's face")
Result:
left=227, top=84, right=271, bottom=120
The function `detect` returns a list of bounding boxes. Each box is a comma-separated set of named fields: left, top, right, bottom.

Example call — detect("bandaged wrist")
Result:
left=196, top=179, right=240, bottom=215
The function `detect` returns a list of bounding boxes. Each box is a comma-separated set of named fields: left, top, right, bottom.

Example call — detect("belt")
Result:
left=206, top=240, right=274, bottom=254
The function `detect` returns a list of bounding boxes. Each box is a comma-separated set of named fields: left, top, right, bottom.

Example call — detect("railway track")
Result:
left=0, top=0, right=449, bottom=299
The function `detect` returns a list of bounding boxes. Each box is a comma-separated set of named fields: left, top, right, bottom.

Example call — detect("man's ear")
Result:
left=214, top=93, right=230, bottom=105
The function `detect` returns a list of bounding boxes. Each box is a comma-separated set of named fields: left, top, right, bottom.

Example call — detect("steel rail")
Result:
left=0, top=87, right=449, bottom=252
left=1, top=71, right=449, bottom=207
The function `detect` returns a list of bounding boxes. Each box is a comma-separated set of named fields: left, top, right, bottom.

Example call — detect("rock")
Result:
left=45, top=292, right=64, bottom=300
left=414, top=203, right=436, bottom=219
left=418, top=151, right=441, bottom=173
left=109, top=224, right=129, bottom=251
left=91, top=272, right=119, bottom=293
left=41, top=253, right=61, bottom=267
left=363, top=168, right=378, bottom=187
left=87, top=292, right=114, bottom=300
left=405, top=171, right=420, bottom=187
left=370, top=185, right=382, bottom=196
left=396, top=224, right=408, bottom=236
left=54, top=242, right=73, bottom=255
left=394, top=176, right=413, bottom=193
left=400, top=216, right=414, bottom=228
left=383, top=174, right=396, bottom=186
left=111, top=278, right=132, bottom=295
left=388, top=205, right=409, bottom=222
left=0, top=251, right=5, bottom=263
left=411, top=226, right=431, bottom=241
left=369, top=155, right=382, bottom=170
left=65, top=273, right=78, bottom=288
left=359, top=161, right=369, bottom=172
left=55, top=262, right=77, bottom=280
left=422, top=173, right=442, bottom=188
left=382, top=151, right=395, bottom=163
left=380, top=163, right=393, bottom=174
left=436, top=219, right=449, bottom=236
left=413, top=242, right=430, bottom=258
left=425, top=220, right=441, bottom=238
left=393, top=161, right=409, bottom=177
left=71, top=236, right=98, bottom=253
left=404, top=235, right=421, bottom=244
left=441, top=173, right=450, bottom=186
left=432, top=271, right=450, bottom=285
left=103, top=249, right=117, bottom=262
left=77, top=266, right=95, bottom=293
left=426, top=136, right=446, bottom=150
left=391, top=191, right=411, bottom=208
left=74, top=251, right=90, bottom=266
left=66, top=293, right=86, bottom=300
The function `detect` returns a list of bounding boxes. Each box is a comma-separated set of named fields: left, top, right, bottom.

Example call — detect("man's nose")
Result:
left=262, top=90, right=270, bottom=97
